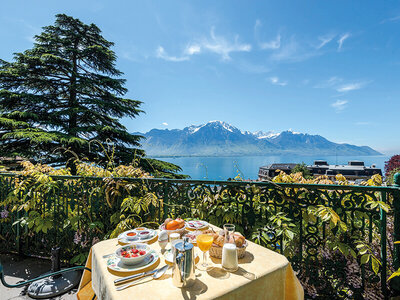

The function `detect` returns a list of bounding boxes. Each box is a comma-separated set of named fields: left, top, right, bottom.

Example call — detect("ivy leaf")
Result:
left=387, top=268, right=400, bottom=282
left=371, top=258, right=380, bottom=275
left=360, top=254, right=370, bottom=265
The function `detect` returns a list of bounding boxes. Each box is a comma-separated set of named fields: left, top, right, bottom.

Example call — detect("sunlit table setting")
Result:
left=77, top=220, right=304, bottom=300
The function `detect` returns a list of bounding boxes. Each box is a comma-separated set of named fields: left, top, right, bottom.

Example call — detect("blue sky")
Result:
left=1, top=1, right=400, bottom=154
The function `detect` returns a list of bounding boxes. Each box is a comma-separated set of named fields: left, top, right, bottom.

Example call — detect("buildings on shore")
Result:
left=258, top=160, right=382, bottom=181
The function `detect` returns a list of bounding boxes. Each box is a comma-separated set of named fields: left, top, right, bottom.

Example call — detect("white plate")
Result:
left=118, top=229, right=158, bottom=244
left=107, top=250, right=160, bottom=273
left=185, top=220, right=209, bottom=231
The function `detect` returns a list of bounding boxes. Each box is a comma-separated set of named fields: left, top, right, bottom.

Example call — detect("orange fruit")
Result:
left=166, top=220, right=179, bottom=230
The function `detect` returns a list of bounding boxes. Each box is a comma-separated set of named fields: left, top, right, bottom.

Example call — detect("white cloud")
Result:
left=185, top=44, right=201, bottom=55
left=314, top=76, right=343, bottom=88
left=337, top=33, right=350, bottom=51
left=331, top=99, right=348, bottom=111
left=254, top=20, right=280, bottom=50
left=336, top=82, right=365, bottom=92
left=269, top=76, right=287, bottom=86
left=198, top=27, right=252, bottom=61
left=260, top=34, right=281, bottom=50
left=157, top=27, right=251, bottom=62
left=162, top=122, right=168, bottom=126
left=317, top=34, right=335, bottom=49
left=156, top=46, right=189, bottom=62
left=381, top=15, right=400, bottom=24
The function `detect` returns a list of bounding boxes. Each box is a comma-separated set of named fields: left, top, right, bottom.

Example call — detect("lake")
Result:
left=154, top=155, right=390, bottom=180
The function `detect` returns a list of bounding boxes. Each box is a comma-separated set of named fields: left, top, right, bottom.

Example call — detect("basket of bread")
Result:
left=204, top=229, right=247, bottom=259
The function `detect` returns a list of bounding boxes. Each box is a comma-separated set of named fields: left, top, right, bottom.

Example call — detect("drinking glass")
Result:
left=222, top=224, right=238, bottom=271
left=196, top=234, right=214, bottom=270
left=223, top=224, right=235, bottom=242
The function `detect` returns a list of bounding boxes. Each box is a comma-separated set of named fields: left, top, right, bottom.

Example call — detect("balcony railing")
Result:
left=0, top=173, right=399, bottom=298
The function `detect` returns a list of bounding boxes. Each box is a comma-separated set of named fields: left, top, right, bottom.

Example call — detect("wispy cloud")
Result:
left=158, top=27, right=251, bottom=62
left=268, top=76, right=287, bottom=86
left=192, top=27, right=252, bottom=61
left=254, top=20, right=281, bottom=50
left=156, top=46, right=189, bottom=62
left=185, top=44, right=201, bottom=55
left=336, top=81, right=366, bottom=92
left=337, top=33, right=350, bottom=51
left=162, top=122, right=168, bottom=126
left=331, top=99, right=348, bottom=111
left=269, top=37, right=319, bottom=62
left=260, top=34, right=281, bottom=50
left=381, top=15, right=400, bottom=24
left=314, top=76, right=343, bottom=88
left=316, top=34, right=335, bottom=49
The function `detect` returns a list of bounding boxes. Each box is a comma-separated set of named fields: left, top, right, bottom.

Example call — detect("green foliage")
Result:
left=291, top=162, right=312, bottom=179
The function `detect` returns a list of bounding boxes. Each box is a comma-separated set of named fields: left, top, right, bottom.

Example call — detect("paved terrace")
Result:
left=1, top=254, right=77, bottom=300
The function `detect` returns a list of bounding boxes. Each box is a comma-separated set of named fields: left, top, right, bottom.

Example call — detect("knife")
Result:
left=114, top=268, right=159, bottom=285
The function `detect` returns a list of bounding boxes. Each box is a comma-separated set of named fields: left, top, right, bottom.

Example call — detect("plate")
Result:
left=164, top=249, right=199, bottom=265
left=185, top=220, right=209, bottom=231
left=118, top=229, right=158, bottom=244
left=107, top=249, right=160, bottom=274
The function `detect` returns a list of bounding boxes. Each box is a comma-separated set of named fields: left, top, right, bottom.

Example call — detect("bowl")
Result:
left=158, top=224, right=187, bottom=236
left=124, top=230, right=138, bottom=241
left=115, top=243, right=151, bottom=265
left=138, top=230, right=151, bottom=240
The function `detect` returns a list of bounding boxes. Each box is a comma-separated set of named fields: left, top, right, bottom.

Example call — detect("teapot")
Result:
left=172, top=237, right=195, bottom=288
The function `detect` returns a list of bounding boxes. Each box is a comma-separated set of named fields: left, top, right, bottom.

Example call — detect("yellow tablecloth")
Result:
left=77, top=231, right=303, bottom=300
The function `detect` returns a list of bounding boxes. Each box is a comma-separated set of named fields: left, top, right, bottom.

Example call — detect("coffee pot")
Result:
left=172, top=237, right=195, bottom=288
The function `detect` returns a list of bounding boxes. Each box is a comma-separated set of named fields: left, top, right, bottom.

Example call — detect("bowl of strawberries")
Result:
left=115, top=243, right=151, bottom=265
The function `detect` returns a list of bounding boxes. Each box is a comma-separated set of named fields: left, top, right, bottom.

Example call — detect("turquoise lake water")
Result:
left=154, top=155, right=390, bottom=180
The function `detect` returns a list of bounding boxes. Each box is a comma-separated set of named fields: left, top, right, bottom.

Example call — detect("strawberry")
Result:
left=132, top=254, right=138, bottom=257
left=132, top=249, right=139, bottom=254
left=139, top=250, right=146, bottom=256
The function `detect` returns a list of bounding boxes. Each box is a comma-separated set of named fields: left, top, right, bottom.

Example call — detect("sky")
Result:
left=1, top=1, right=400, bottom=154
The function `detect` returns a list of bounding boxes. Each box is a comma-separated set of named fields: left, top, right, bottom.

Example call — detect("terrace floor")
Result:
left=1, top=253, right=77, bottom=300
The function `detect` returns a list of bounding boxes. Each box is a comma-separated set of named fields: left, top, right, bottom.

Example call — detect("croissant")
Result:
left=213, top=235, right=225, bottom=247
left=229, top=234, right=245, bottom=248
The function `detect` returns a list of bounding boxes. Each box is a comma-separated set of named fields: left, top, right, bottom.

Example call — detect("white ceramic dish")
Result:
left=107, top=250, right=160, bottom=274
left=115, top=243, right=151, bottom=266
left=158, top=224, right=186, bottom=235
left=118, top=229, right=157, bottom=244
left=185, top=220, right=209, bottom=231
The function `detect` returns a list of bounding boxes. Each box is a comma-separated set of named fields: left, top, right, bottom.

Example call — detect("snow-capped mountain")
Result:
left=134, top=121, right=381, bottom=157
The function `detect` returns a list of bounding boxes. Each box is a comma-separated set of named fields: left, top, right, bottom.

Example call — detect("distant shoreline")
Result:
left=150, top=154, right=387, bottom=159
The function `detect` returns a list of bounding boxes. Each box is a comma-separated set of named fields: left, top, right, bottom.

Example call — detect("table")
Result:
left=77, top=229, right=304, bottom=300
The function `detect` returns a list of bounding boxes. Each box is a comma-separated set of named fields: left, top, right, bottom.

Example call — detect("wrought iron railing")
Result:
left=0, top=173, right=399, bottom=298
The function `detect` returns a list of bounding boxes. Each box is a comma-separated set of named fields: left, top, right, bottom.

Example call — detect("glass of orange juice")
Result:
left=196, top=234, right=214, bottom=270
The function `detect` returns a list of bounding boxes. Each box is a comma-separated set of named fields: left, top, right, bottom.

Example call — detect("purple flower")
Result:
left=0, top=209, right=9, bottom=219
left=92, top=237, right=100, bottom=245
left=74, top=230, right=82, bottom=244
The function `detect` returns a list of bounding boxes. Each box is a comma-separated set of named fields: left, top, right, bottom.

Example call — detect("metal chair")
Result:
left=0, top=247, right=91, bottom=299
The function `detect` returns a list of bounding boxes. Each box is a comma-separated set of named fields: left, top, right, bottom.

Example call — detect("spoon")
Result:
left=116, top=265, right=169, bottom=291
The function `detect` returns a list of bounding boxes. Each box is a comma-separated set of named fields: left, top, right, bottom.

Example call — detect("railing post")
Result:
left=392, top=173, right=400, bottom=295
left=163, top=180, right=169, bottom=220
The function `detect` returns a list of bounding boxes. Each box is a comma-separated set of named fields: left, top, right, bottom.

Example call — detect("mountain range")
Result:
left=134, top=121, right=381, bottom=157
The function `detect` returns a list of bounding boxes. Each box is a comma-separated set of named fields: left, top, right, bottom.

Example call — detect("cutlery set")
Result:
left=114, top=265, right=170, bottom=291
